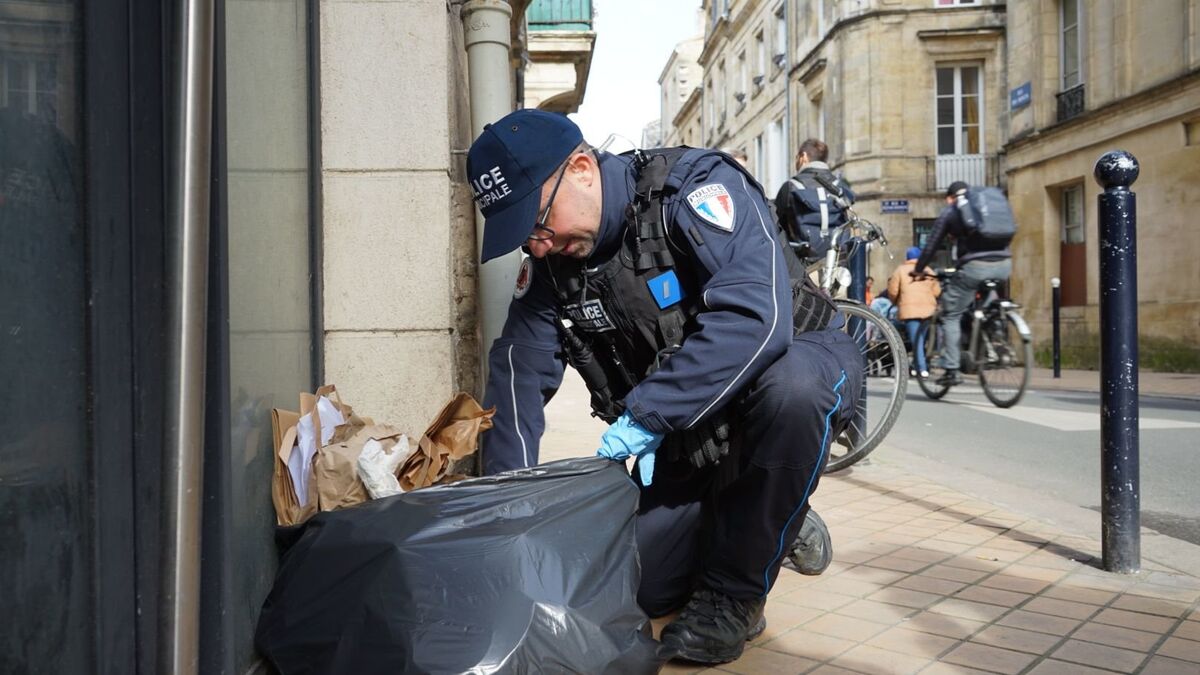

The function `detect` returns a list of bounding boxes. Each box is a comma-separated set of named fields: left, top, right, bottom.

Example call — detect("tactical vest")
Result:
left=537, top=148, right=835, bottom=468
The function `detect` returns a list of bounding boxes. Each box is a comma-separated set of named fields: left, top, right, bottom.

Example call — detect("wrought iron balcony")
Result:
left=1056, top=84, right=1085, bottom=123
left=927, top=154, right=998, bottom=191
left=527, top=0, right=593, bottom=31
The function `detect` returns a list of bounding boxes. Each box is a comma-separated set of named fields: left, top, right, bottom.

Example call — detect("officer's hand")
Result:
left=596, top=411, right=665, bottom=487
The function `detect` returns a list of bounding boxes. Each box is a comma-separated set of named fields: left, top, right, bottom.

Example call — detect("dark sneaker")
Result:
left=937, top=369, right=964, bottom=386
left=660, top=587, right=766, bottom=663
left=788, top=509, right=833, bottom=576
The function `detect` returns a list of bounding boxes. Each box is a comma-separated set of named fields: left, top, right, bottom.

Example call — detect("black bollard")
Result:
left=1093, top=150, right=1140, bottom=574
left=1051, top=277, right=1061, bottom=378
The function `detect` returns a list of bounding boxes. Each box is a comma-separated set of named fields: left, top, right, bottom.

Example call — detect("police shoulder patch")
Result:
left=513, top=257, right=533, bottom=299
left=686, top=183, right=736, bottom=231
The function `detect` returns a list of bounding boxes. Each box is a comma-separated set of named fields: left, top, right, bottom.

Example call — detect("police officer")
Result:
left=911, top=181, right=1014, bottom=387
left=468, top=110, right=863, bottom=664
left=774, top=138, right=856, bottom=262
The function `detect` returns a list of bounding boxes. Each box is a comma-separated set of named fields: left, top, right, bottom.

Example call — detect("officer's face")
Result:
left=525, top=152, right=602, bottom=260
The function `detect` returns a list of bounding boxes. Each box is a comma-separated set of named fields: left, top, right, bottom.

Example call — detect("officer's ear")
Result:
left=565, top=150, right=598, bottom=188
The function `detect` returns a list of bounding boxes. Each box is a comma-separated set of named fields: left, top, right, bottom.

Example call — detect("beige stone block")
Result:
left=321, top=0, right=449, bottom=171
left=323, top=172, right=451, bottom=331
left=324, top=332, right=455, bottom=438
left=228, top=170, right=312, bottom=333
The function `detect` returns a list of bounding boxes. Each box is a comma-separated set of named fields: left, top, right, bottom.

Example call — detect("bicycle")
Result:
left=916, top=269, right=1033, bottom=408
left=791, top=209, right=909, bottom=472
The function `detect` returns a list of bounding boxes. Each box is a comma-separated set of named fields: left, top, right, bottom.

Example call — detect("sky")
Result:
left=569, top=0, right=704, bottom=151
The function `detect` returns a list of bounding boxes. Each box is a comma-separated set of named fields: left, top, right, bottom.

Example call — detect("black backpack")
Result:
left=955, top=187, right=1017, bottom=244
left=783, top=171, right=850, bottom=258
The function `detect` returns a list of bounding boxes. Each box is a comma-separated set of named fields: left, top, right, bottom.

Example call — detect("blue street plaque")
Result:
left=881, top=199, right=909, bottom=214
left=1010, top=81, right=1031, bottom=111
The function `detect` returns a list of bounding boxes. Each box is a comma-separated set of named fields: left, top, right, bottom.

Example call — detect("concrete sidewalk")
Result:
left=540, top=371, right=1200, bottom=674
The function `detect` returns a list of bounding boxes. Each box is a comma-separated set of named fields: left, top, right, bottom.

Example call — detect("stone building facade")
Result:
left=669, top=0, right=1200, bottom=357
left=1004, top=0, right=1200, bottom=349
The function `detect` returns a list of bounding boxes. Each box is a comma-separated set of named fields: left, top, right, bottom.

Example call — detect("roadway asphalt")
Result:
left=857, top=380, right=1200, bottom=574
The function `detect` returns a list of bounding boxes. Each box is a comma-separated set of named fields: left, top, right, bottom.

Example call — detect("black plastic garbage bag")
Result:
left=256, top=457, right=667, bottom=674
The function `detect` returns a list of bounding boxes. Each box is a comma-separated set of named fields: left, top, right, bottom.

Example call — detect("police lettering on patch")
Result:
left=513, top=257, right=533, bottom=299
left=562, top=299, right=616, bottom=332
left=686, top=184, right=735, bottom=231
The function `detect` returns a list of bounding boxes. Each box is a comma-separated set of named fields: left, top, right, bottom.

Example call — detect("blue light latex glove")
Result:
left=596, top=411, right=665, bottom=487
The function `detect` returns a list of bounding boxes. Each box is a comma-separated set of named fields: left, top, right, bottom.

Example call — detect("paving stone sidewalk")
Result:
left=539, top=371, right=1200, bottom=674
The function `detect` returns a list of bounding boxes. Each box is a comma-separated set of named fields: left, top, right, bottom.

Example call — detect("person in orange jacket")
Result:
left=888, top=246, right=941, bottom=377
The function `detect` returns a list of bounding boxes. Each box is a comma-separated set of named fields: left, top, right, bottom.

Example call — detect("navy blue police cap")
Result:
left=467, top=109, right=583, bottom=262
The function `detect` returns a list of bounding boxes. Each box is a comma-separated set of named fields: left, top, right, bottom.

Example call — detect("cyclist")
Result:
left=911, top=181, right=1014, bottom=386
left=774, top=138, right=856, bottom=263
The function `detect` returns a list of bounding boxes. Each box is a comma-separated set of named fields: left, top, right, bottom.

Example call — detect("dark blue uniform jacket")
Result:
left=482, top=150, right=793, bottom=474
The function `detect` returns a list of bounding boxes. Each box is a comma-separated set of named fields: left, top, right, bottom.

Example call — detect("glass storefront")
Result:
left=224, top=0, right=315, bottom=668
left=0, top=1, right=88, bottom=670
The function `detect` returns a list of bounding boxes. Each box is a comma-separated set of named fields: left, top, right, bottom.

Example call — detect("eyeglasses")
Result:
left=528, top=162, right=569, bottom=243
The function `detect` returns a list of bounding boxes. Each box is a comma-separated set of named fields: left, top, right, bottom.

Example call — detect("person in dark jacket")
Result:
left=467, top=110, right=864, bottom=664
left=911, top=181, right=1013, bottom=386
left=773, top=138, right=856, bottom=261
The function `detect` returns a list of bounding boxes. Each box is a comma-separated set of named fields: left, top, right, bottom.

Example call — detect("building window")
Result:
left=1060, top=0, right=1082, bottom=90
left=936, top=0, right=979, bottom=5
left=769, top=116, right=786, bottom=191
left=811, top=93, right=825, bottom=141
left=755, top=29, right=766, bottom=82
left=718, top=59, right=726, bottom=122
left=1061, top=184, right=1084, bottom=244
left=935, top=64, right=983, bottom=155
left=1, top=56, right=58, bottom=122
left=774, top=4, right=786, bottom=68
left=736, top=50, right=747, bottom=106
left=754, top=133, right=765, bottom=180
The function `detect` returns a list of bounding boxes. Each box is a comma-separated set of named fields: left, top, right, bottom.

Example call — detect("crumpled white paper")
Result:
left=286, top=395, right=345, bottom=507
left=357, top=435, right=415, bottom=499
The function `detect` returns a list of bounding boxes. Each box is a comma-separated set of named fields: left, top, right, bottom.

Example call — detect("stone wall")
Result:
left=319, top=0, right=478, bottom=434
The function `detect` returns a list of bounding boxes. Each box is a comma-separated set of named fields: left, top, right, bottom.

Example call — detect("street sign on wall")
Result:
left=1010, top=82, right=1032, bottom=111
left=881, top=199, right=909, bottom=214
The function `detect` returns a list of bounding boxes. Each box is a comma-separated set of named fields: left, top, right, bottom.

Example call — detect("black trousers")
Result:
left=634, top=328, right=863, bottom=617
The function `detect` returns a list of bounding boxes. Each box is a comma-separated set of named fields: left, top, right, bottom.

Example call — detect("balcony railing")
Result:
left=1056, top=84, right=1085, bottom=123
left=527, top=0, right=593, bottom=31
left=928, top=154, right=997, bottom=191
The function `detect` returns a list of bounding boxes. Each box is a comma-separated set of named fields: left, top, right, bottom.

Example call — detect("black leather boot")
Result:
left=660, top=587, right=766, bottom=663
left=788, top=509, right=833, bottom=576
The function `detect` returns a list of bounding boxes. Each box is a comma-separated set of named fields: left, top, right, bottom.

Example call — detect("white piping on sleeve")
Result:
left=506, top=344, right=530, bottom=467
left=685, top=172, right=781, bottom=429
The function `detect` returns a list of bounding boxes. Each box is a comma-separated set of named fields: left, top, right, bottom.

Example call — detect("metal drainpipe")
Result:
left=160, top=0, right=214, bottom=672
left=462, top=0, right=519, bottom=386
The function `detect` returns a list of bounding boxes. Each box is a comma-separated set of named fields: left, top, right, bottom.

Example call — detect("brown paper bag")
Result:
left=315, top=424, right=406, bottom=511
left=270, top=407, right=314, bottom=526
left=270, top=384, right=365, bottom=526
left=399, top=393, right=495, bottom=492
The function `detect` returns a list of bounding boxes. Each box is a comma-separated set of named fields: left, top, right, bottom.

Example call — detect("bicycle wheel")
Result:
left=978, top=311, right=1033, bottom=408
left=917, top=319, right=952, bottom=400
left=825, top=300, right=908, bottom=473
